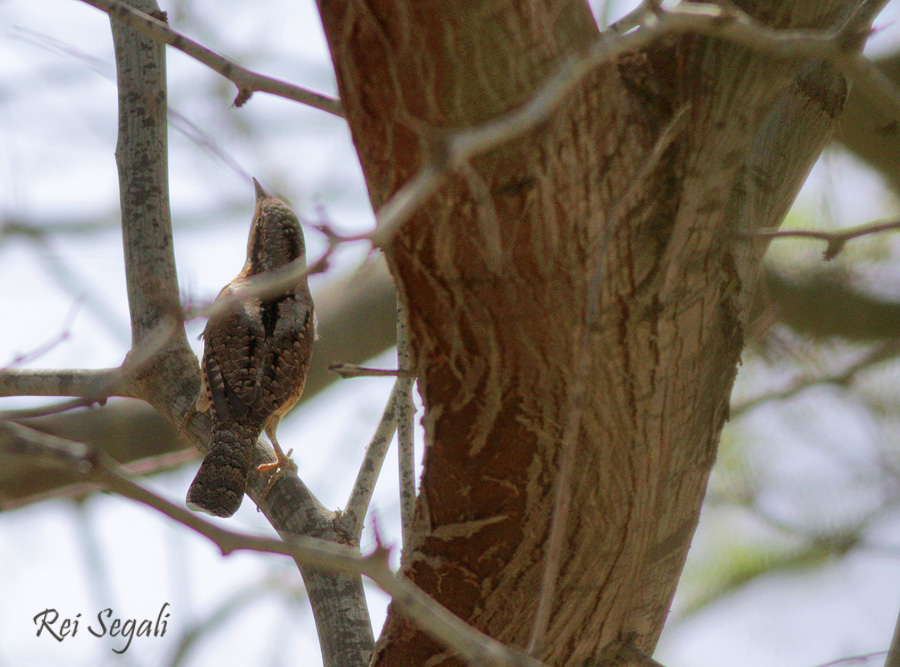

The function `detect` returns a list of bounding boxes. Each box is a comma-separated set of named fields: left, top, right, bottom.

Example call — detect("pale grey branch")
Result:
left=342, top=380, right=402, bottom=539
left=396, top=297, right=417, bottom=550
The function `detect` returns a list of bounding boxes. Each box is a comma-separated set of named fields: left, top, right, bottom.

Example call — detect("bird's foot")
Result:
left=177, top=405, right=197, bottom=438
left=257, top=444, right=298, bottom=504
left=178, top=391, right=209, bottom=437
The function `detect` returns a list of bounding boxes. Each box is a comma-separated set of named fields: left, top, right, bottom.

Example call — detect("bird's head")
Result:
left=245, top=178, right=307, bottom=275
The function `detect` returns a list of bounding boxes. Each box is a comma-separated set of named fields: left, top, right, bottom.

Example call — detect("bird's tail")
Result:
left=186, top=421, right=259, bottom=517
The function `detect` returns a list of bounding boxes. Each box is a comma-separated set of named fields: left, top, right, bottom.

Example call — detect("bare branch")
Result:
left=396, top=296, right=417, bottom=549
left=4, top=299, right=83, bottom=368
left=1, top=421, right=548, bottom=667
left=110, top=0, right=189, bottom=356
left=0, top=397, right=109, bottom=422
left=0, top=369, right=116, bottom=399
left=77, top=0, right=343, bottom=115
left=815, top=651, right=890, bottom=667
left=342, top=380, right=402, bottom=538
left=0, top=315, right=180, bottom=421
left=753, top=218, right=900, bottom=260
left=328, top=364, right=409, bottom=379
left=731, top=340, right=900, bottom=417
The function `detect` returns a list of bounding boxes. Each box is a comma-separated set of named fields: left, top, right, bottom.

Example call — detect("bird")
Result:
left=186, top=178, right=315, bottom=517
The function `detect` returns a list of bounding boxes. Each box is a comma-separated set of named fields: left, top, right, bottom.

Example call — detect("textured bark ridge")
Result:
left=316, top=1, right=855, bottom=664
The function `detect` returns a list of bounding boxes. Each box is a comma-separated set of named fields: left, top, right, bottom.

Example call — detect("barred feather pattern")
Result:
left=186, top=420, right=259, bottom=517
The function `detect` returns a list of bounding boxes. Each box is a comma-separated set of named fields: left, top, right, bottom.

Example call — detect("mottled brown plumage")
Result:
left=186, top=179, right=315, bottom=517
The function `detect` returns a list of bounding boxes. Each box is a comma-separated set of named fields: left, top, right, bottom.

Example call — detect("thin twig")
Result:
left=188, top=221, right=346, bottom=325
left=4, top=299, right=83, bottom=368
left=731, top=340, right=900, bottom=418
left=0, top=316, right=179, bottom=420
left=1, top=422, right=547, bottom=667
left=328, top=364, right=410, bottom=379
left=342, top=380, right=403, bottom=538
left=751, top=219, right=900, bottom=260
left=396, top=296, right=417, bottom=549
left=77, top=0, right=344, bottom=116
left=813, top=650, right=889, bottom=667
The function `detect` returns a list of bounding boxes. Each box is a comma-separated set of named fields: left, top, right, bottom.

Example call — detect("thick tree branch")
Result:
left=111, top=2, right=181, bottom=347
left=106, top=6, right=374, bottom=665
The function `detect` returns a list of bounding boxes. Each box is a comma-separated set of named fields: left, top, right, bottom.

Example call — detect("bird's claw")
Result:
left=257, top=446, right=298, bottom=504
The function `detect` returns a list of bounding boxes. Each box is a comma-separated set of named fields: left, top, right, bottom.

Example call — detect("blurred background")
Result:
left=3, top=0, right=900, bottom=665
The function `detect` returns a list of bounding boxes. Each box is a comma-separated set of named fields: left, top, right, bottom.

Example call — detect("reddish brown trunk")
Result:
left=315, top=1, right=852, bottom=664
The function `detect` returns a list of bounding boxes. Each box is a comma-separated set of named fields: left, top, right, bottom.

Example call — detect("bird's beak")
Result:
left=252, top=177, right=267, bottom=201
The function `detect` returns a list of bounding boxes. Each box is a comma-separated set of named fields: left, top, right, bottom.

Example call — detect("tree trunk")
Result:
left=316, top=1, right=857, bottom=664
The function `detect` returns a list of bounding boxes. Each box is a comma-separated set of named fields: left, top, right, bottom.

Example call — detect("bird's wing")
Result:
left=202, top=285, right=265, bottom=422
left=260, top=289, right=315, bottom=416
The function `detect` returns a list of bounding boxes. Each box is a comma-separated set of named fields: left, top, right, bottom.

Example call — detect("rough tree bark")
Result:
left=315, top=1, right=859, bottom=664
